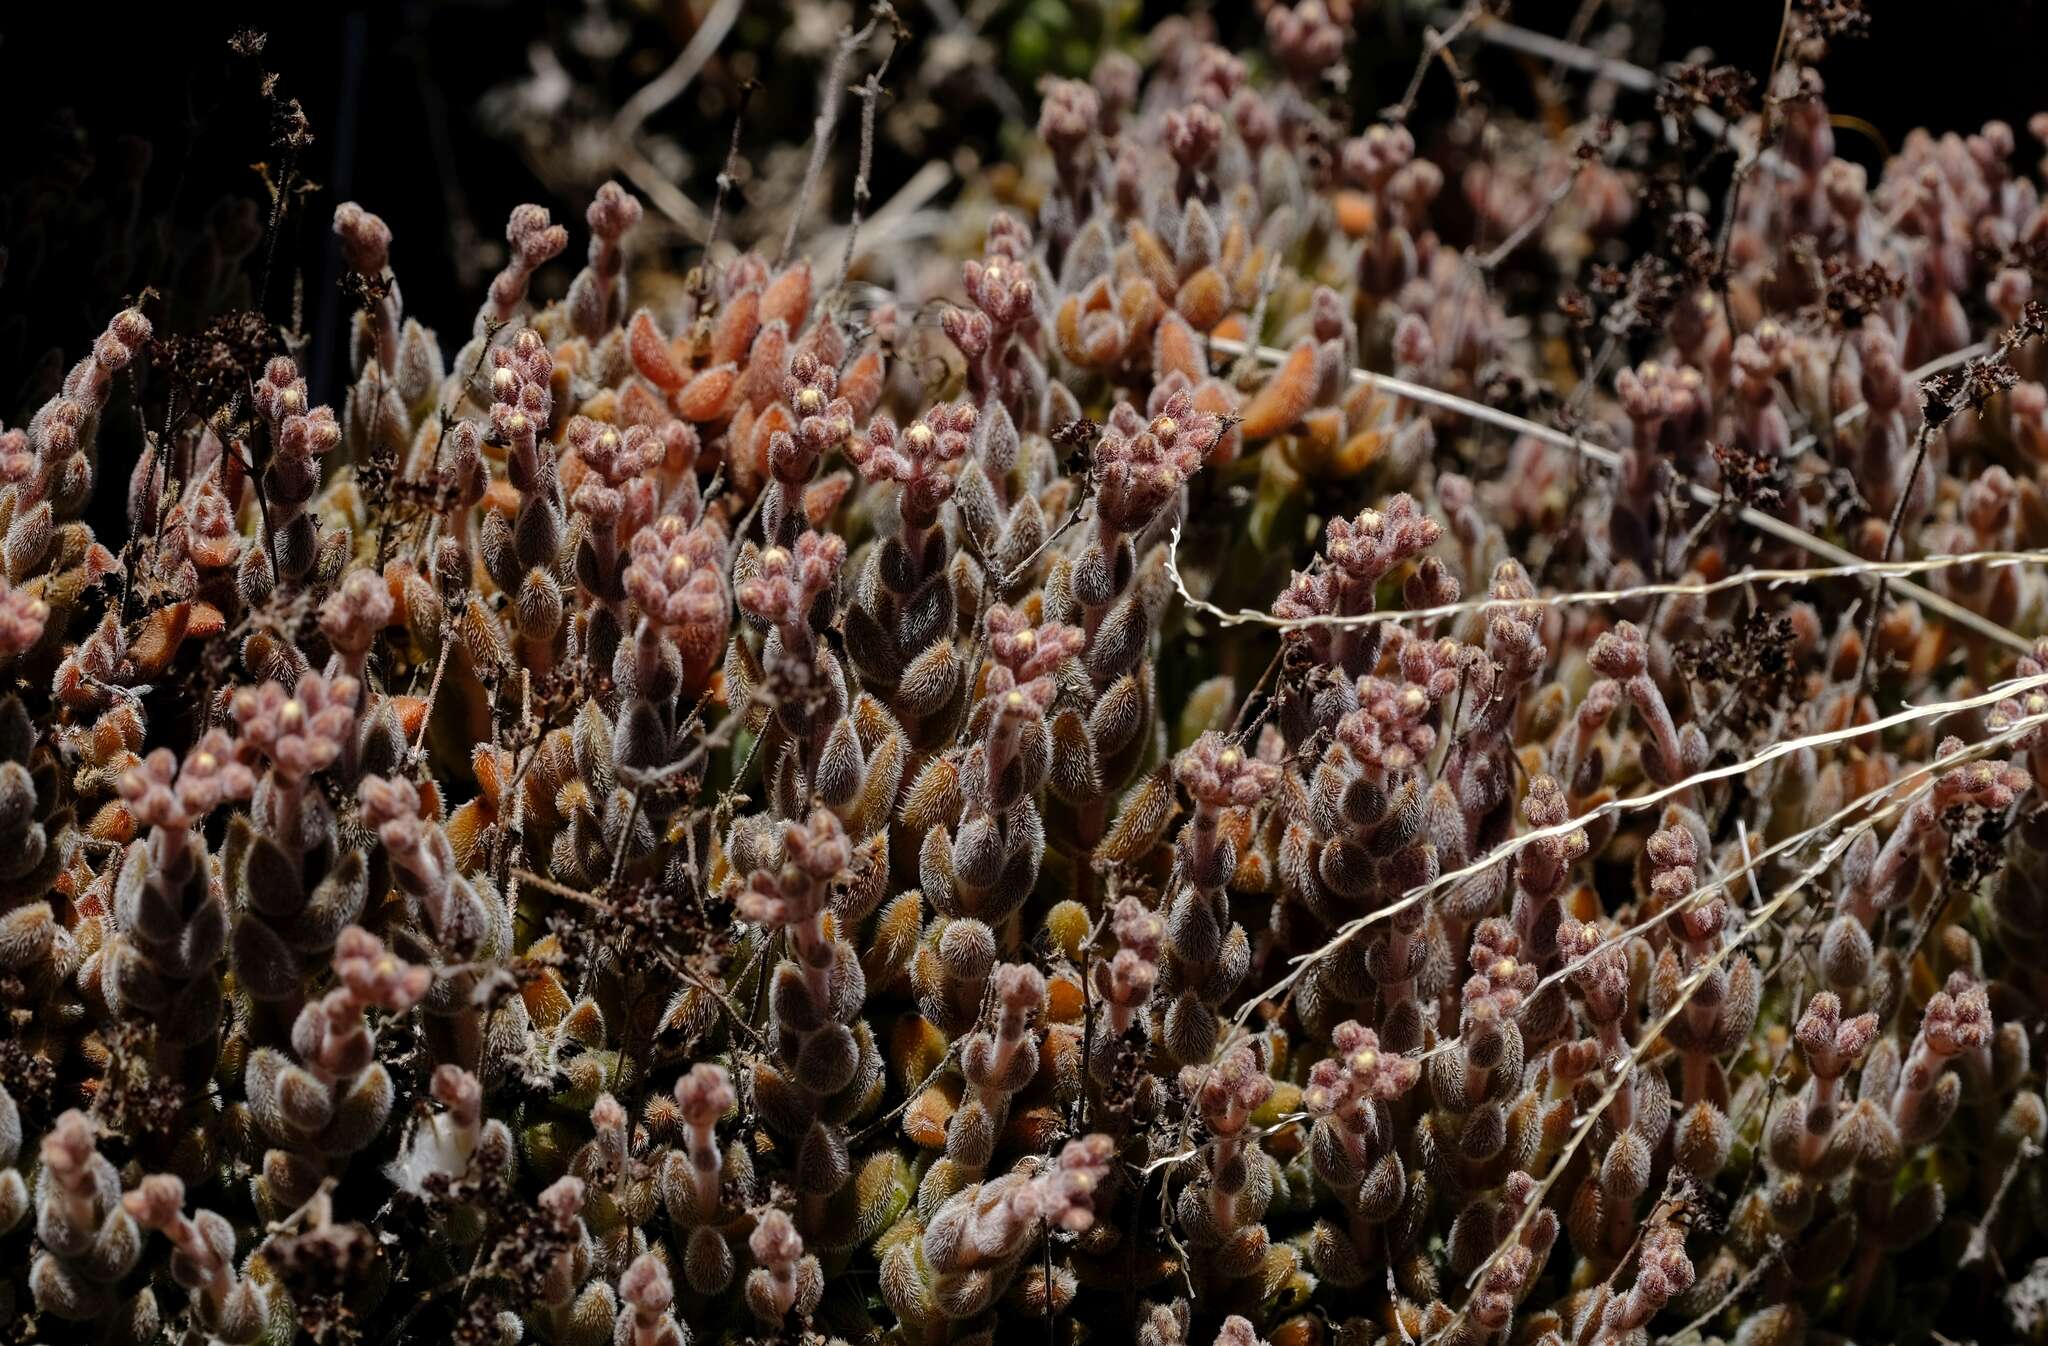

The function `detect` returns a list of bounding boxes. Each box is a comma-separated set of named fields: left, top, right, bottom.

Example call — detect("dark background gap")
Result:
left=0, top=0, right=2037, bottom=437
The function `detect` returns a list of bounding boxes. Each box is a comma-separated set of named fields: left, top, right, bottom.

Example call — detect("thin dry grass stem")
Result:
left=812, top=160, right=954, bottom=286
left=1963, top=1137, right=2043, bottom=1269
left=1235, top=669, right=2048, bottom=1037
left=833, top=5, right=904, bottom=292
left=605, top=0, right=743, bottom=239
left=1451, top=9, right=1799, bottom=183
left=1201, top=331, right=2033, bottom=652
left=1390, top=3, right=1484, bottom=124
left=612, top=0, right=745, bottom=144
left=1140, top=1112, right=1311, bottom=1177
left=1171, top=528, right=2048, bottom=632
left=778, top=5, right=892, bottom=266
left=510, top=866, right=769, bottom=1053
left=1452, top=703, right=2048, bottom=1320
left=1161, top=657, right=1990, bottom=1193
left=1655, top=1242, right=1783, bottom=1344
left=1395, top=690, right=2048, bottom=1072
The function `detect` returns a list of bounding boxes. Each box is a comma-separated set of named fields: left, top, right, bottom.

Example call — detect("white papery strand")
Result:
left=1163, top=667, right=2048, bottom=1191
left=1452, top=700, right=2048, bottom=1316
left=1170, top=530, right=2048, bottom=632
left=1402, top=700, right=2046, bottom=1068
left=1236, top=668, right=2048, bottom=1024
left=1196, top=332, right=2024, bottom=652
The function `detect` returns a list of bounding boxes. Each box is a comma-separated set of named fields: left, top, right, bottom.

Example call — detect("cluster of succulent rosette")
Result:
left=2, top=4, right=2048, bottom=1346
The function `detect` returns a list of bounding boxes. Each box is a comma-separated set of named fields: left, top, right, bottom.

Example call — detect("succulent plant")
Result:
left=3, top=5, right=2048, bottom=1346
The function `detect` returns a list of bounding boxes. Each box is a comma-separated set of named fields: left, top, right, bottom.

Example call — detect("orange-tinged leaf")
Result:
left=389, top=695, right=429, bottom=740
left=92, top=705, right=143, bottom=760
left=1116, top=276, right=1162, bottom=335
left=1192, top=378, right=1241, bottom=464
left=840, top=347, right=886, bottom=420
left=1175, top=267, right=1229, bottom=331
left=482, top=479, right=521, bottom=518
left=618, top=380, right=668, bottom=428
left=744, top=402, right=793, bottom=486
left=189, top=533, right=238, bottom=570
left=743, top=321, right=789, bottom=412
left=1047, top=972, right=1084, bottom=1023
left=761, top=262, right=812, bottom=334
left=1240, top=339, right=1319, bottom=440
left=628, top=309, right=684, bottom=390
left=1270, top=1315, right=1325, bottom=1346
left=1335, top=189, right=1377, bottom=237
left=1003, top=1102, right=1064, bottom=1151
left=904, top=1080, right=960, bottom=1149
left=446, top=801, right=489, bottom=871
left=129, top=603, right=193, bottom=678
left=88, top=800, right=136, bottom=845
left=890, top=1014, right=949, bottom=1089
left=1330, top=429, right=1386, bottom=477
left=804, top=471, right=851, bottom=527
left=674, top=363, right=738, bottom=422
left=1084, top=317, right=1125, bottom=366
left=520, top=959, right=573, bottom=1028
left=711, top=289, right=761, bottom=367
left=1055, top=294, right=1086, bottom=363
left=1299, top=407, right=1343, bottom=457
left=472, top=743, right=508, bottom=801
left=1153, top=312, right=1204, bottom=383
left=1127, top=224, right=1176, bottom=296
left=186, top=601, right=226, bottom=638
left=1100, top=766, right=1178, bottom=863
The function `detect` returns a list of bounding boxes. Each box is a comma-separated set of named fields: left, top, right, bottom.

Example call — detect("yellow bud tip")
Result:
left=195, top=752, right=217, bottom=770
left=1151, top=416, right=1178, bottom=440
left=1016, top=629, right=1035, bottom=646
left=761, top=547, right=789, bottom=566
left=281, top=700, right=304, bottom=724
left=1218, top=748, right=1239, bottom=767
left=1493, top=958, right=1517, bottom=980
left=1352, top=1049, right=1378, bottom=1072
left=1006, top=690, right=1025, bottom=708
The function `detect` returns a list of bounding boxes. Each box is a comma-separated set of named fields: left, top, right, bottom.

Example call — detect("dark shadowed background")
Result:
left=2, top=0, right=2040, bottom=430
